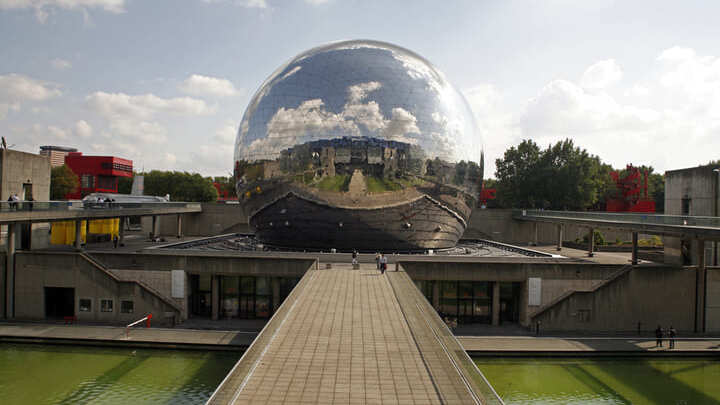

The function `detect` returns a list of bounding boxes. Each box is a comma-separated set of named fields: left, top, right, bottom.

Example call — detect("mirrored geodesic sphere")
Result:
left=234, top=40, right=484, bottom=250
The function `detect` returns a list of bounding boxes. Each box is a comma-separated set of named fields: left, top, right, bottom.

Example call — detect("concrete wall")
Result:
left=707, top=268, right=720, bottom=332
left=148, top=203, right=251, bottom=237
left=465, top=209, right=632, bottom=245
left=108, top=269, right=187, bottom=321
left=13, top=252, right=179, bottom=325
left=664, top=166, right=720, bottom=265
left=531, top=266, right=697, bottom=333
left=401, top=260, right=620, bottom=327
left=0, top=149, right=51, bottom=201
left=90, top=251, right=314, bottom=278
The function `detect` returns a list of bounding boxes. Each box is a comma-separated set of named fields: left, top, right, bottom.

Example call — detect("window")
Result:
left=81, top=174, right=95, bottom=189
left=79, top=299, right=92, bottom=312
left=101, top=299, right=113, bottom=312
left=121, top=300, right=134, bottom=314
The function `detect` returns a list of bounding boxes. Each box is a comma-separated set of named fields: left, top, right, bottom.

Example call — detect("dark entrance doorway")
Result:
left=189, top=274, right=212, bottom=317
left=499, top=282, right=521, bottom=324
left=45, top=287, right=74, bottom=319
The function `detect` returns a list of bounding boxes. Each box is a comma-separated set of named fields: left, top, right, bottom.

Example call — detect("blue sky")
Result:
left=2, top=0, right=720, bottom=176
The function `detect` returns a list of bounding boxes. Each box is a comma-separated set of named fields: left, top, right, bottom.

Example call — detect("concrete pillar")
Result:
left=176, top=215, right=183, bottom=239
left=74, top=220, right=83, bottom=250
left=211, top=275, right=219, bottom=321
left=695, top=239, right=706, bottom=333
left=151, top=216, right=158, bottom=239
left=631, top=232, right=639, bottom=265
left=118, top=216, right=125, bottom=246
left=556, top=224, right=563, bottom=251
left=432, top=281, right=440, bottom=310
left=492, top=281, right=501, bottom=326
left=533, top=222, right=538, bottom=246
left=272, top=277, right=281, bottom=313
left=587, top=228, right=595, bottom=257
left=5, top=223, right=15, bottom=319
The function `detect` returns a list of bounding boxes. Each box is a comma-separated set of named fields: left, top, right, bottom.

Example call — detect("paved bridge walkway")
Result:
left=208, top=263, right=502, bottom=405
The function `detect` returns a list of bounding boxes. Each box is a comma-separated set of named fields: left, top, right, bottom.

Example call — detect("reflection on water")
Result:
left=475, top=357, right=720, bottom=405
left=0, top=343, right=239, bottom=405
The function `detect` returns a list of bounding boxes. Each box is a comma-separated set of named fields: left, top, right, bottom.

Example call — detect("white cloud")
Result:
left=179, top=74, right=240, bottom=98
left=305, top=0, right=330, bottom=5
left=86, top=91, right=215, bottom=120
left=75, top=119, right=92, bottom=138
left=201, top=0, right=267, bottom=8
left=214, top=120, right=238, bottom=144
left=466, top=48, right=720, bottom=176
left=0, top=0, right=126, bottom=23
left=0, top=73, right=61, bottom=119
left=50, top=58, right=72, bottom=70
left=579, top=59, right=623, bottom=90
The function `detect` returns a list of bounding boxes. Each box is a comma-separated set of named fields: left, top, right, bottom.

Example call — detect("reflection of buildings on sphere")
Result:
left=234, top=40, right=484, bottom=250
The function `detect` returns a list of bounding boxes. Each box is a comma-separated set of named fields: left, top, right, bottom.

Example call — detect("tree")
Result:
left=50, top=165, right=79, bottom=200
left=494, top=139, right=606, bottom=210
left=142, top=171, right=218, bottom=202
left=118, top=174, right=134, bottom=194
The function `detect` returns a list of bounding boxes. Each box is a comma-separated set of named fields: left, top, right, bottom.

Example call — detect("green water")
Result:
left=475, top=357, right=720, bottom=405
left=0, top=343, right=239, bottom=405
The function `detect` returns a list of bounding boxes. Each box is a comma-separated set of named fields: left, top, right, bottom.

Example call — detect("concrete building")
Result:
left=664, top=164, right=720, bottom=266
left=1, top=148, right=51, bottom=250
left=39, top=145, right=78, bottom=168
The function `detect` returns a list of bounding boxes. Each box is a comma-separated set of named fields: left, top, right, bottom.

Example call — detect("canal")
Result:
left=475, top=357, right=720, bottom=405
left=0, top=343, right=239, bottom=404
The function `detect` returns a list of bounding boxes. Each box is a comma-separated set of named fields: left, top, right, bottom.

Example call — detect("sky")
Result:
left=1, top=0, right=719, bottom=178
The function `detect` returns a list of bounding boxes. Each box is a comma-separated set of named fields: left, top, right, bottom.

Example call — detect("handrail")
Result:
left=125, top=314, right=153, bottom=339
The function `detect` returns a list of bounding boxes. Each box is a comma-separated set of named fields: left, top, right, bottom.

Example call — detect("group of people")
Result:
left=373, top=252, right=389, bottom=274
left=6, top=193, right=32, bottom=210
left=655, top=325, right=678, bottom=349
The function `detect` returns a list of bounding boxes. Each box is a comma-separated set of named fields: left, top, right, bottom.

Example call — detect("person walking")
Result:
left=380, top=254, right=387, bottom=274
left=669, top=326, right=677, bottom=349
left=655, top=325, right=664, bottom=348
left=375, top=252, right=380, bottom=270
left=351, top=249, right=358, bottom=267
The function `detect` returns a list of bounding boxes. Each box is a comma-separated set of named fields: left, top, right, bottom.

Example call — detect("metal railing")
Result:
left=514, top=209, right=720, bottom=229
left=0, top=200, right=201, bottom=213
left=125, top=313, right=153, bottom=339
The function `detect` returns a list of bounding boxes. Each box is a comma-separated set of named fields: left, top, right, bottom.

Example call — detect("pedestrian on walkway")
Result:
left=375, top=252, right=380, bottom=270
left=655, top=325, right=664, bottom=348
left=351, top=249, right=358, bottom=266
left=669, top=326, right=677, bottom=349
left=380, top=254, right=387, bottom=274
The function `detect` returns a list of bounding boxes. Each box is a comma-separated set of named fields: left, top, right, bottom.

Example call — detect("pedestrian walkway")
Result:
left=458, top=336, right=720, bottom=353
left=208, top=263, right=501, bottom=405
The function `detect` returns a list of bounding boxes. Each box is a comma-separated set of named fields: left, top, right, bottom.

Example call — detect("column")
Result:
left=211, top=275, right=219, bottom=321
left=176, top=214, right=183, bottom=239
left=5, top=224, right=16, bottom=319
left=587, top=228, right=595, bottom=257
left=74, top=220, right=83, bottom=250
left=151, top=216, right=158, bottom=239
left=118, top=216, right=126, bottom=247
left=272, top=277, right=281, bottom=312
left=492, top=281, right=501, bottom=326
left=631, top=232, right=639, bottom=265
left=533, top=222, right=538, bottom=246
left=695, top=239, right=706, bottom=333
left=432, top=281, right=440, bottom=310
left=556, top=224, right=563, bottom=251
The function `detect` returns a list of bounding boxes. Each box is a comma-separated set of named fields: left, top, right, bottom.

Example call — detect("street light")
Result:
left=714, top=168, right=720, bottom=266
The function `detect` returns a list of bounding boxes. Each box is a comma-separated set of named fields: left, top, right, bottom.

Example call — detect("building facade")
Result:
left=664, top=164, right=720, bottom=265
left=64, top=152, right=133, bottom=199
left=39, top=145, right=78, bottom=168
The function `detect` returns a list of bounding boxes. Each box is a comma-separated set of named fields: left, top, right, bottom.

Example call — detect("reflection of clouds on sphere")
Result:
left=235, top=40, right=481, bottom=165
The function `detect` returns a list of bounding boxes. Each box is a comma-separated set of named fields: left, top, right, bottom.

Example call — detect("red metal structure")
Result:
left=213, top=182, right=238, bottom=202
left=606, top=164, right=656, bottom=212
left=64, top=152, right=133, bottom=199
left=479, top=186, right=497, bottom=207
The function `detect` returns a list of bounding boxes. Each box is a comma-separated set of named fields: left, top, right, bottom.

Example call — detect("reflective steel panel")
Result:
left=234, top=40, right=483, bottom=250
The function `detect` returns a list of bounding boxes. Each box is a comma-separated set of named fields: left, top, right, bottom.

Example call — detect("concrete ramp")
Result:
left=208, top=263, right=502, bottom=404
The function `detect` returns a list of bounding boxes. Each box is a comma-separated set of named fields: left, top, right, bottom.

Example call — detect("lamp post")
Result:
left=713, top=168, right=720, bottom=266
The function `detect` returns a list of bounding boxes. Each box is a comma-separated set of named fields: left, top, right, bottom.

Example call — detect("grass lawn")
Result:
left=366, top=176, right=403, bottom=193
left=315, top=174, right=351, bottom=192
